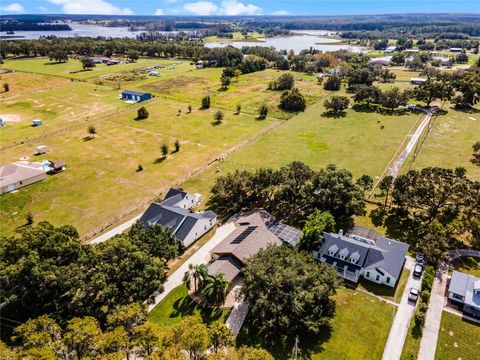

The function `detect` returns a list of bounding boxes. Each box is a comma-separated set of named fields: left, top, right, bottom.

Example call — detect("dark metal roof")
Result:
left=122, top=90, right=150, bottom=96
left=175, top=216, right=198, bottom=241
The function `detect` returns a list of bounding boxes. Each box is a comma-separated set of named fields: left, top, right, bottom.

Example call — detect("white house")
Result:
left=411, top=77, right=427, bottom=85
left=313, top=227, right=409, bottom=287
left=139, top=188, right=216, bottom=248
left=448, top=271, right=480, bottom=318
left=0, top=161, right=47, bottom=195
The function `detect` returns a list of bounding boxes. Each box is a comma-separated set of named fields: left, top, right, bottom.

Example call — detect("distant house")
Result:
left=91, top=56, right=110, bottom=64
left=0, top=162, right=47, bottom=195
left=449, top=47, right=463, bottom=53
left=32, top=119, right=43, bottom=126
left=121, top=90, right=152, bottom=102
left=313, top=226, right=409, bottom=287
left=448, top=271, right=480, bottom=318
left=196, top=60, right=204, bottom=69
left=384, top=45, right=397, bottom=53
left=106, top=60, right=120, bottom=66
left=140, top=188, right=216, bottom=248
left=432, top=56, right=452, bottom=67
left=370, top=56, right=392, bottom=66
left=207, top=211, right=303, bottom=282
left=411, top=78, right=427, bottom=85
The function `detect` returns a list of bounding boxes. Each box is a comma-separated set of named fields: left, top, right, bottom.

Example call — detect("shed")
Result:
left=410, top=78, right=427, bottom=85
left=49, top=160, right=66, bottom=173
left=36, top=145, right=48, bottom=154
left=32, top=119, right=43, bottom=126
left=121, top=90, right=152, bottom=102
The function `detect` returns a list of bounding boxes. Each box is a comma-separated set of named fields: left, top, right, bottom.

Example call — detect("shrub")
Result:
left=201, top=96, right=211, bottom=109
left=414, top=311, right=426, bottom=328
left=421, top=290, right=431, bottom=304
left=3, top=83, right=9, bottom=92
left=137, top=106, right=149, bottom=120
left=324, top=95, right=350, bottom=115
left=279, top=87, right=306, bottom=112
left=421, top=266, right=435, bottom=292
left=257, top=104, right=268, bottom=119
left=271, top=73, right=295, bottom=90
left=213, top=110, right=224, bottom=124
left=323, top=75, right=342, bottom=91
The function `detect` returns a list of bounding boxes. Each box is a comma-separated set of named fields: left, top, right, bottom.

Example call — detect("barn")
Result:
left=121, top=90, right=152, bottom=102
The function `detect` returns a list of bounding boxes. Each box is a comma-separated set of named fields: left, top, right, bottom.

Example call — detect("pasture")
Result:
left=0, top=71, right=69, bottom=99
left=2, top=58, right=194, bottom=80
left=182, top=98, right=422, bottom=197
left=0, top=95, right=280, bottom=237
left=142, top=68, right=324, bottom=119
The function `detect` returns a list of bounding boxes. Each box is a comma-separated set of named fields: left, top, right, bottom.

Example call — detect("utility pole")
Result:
left=291, top=336, right=299, bottom=359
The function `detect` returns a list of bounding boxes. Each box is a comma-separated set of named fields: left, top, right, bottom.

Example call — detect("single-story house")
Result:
left=0, top=161, right=47, bottom=195
left=448, top=271, right=480, bottom=318
left=384, top=45, right=397, bottom=53
left=431, top=56, right=452, bottom=67
left=411, top=77, right=427, bottom=85
left=449, top=47, right=463, bottom=53
left=313, top=226, right=409, bottom=287
left=121, top=90, right=152, bottom=102
left=106, top=60, right=120, bottom=66
left=207, top=211, right=303, bottom=282
left=196, top=60, right=204, bottom=69
left=139, top=188, right=215, bottom=248
left=370, top=56, right=392, bottom=66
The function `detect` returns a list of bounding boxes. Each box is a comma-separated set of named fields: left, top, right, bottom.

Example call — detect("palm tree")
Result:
left=183, top=264, right=208, bottom=293
left=201, top=273, right=229, bottom=306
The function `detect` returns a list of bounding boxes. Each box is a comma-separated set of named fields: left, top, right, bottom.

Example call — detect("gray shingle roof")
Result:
left=449, top=271, right=480, bottom=310
left=207, top=256, right=243, bottom=282
left=318, top=231, right=409, bottom=279
left=122, top=90, right=150, bottom=96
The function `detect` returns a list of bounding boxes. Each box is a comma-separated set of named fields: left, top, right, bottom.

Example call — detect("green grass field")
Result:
left=182, top=99, right=421, bottom=197
left=203, top=31, right=264, bottom=43
left=2, top=58, right=193, bottom=80
left=0, top=95, right=279, bottom=237
left=0, top=71, right=69, bottom=99
left=403, top=106, right=480, bottom=180
left=435, top=311, right=480, bottom=360
left=237, top=287, right=396, bottom=359
left=357, top=268, right=410, bottom=304
left=148, top=285, right=230, bottom=327
left=142, top=68, right=323, bottom=119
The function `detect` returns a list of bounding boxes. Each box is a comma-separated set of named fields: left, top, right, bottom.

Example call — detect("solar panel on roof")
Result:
left=231, top=226, right=257, bottom=244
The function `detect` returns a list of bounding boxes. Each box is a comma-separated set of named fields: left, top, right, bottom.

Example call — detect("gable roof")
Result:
left=318, top=231, right=409, bottom=279
left=207, top=256, right=243, bottom=282
left=450, top=271, right=480, bottom=310
left=0, top=162, right=45, bottom=188
left=211, top=212, right=283, bottom=264
left=122, top=90, right=150, bottom=96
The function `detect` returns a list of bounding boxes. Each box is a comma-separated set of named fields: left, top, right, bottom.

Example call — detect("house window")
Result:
left=452, top=293, right=463, bottom=301
left=386, top=277, right=391, bottom=283
left=366, top=272, right=370, bottom=278
left=376, top=275, right=380, bottom=281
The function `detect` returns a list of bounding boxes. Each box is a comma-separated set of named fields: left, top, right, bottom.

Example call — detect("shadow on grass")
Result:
left=154, top=156, right=166, bottom=164
left=237, top=314, right=332, bottom=359
left=451, top=106, right=480, bottom=114
left=171, top=295, right=225, bottom=325
left=83, top=136, right=93, bottom=141
left=321, top=111, right=347, bottom=119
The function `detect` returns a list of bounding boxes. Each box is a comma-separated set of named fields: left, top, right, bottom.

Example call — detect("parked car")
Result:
left=414, top=263, right=424, bottom=277
left=416, top=252, right=425, bottom=263
left=408, top=288, right=420, bottom=303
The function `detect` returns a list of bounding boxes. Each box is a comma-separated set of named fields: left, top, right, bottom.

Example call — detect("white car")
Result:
left=408, top=288, right=420, bottom=303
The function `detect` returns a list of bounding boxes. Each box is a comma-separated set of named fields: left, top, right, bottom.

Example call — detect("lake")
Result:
left=205, top=33, right=365, bottom=54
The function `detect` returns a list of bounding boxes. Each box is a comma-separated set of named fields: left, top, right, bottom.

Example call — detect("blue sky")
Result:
left=1, top=1, right=479, bottom=16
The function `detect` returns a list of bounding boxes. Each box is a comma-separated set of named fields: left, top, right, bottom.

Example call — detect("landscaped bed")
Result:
left=357, top=267, right=410, bottom=304
left=148, top=285, right=231, bottom=327
left=435, top=311, right=480, bottom=360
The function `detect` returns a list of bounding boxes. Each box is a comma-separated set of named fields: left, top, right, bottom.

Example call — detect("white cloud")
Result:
left=219, top=0, right=261, bottom=15
left=272, top=10, right=290, bottom=16
left=48, top=0, right=133, bottom=15
left=155, top=8, right=164, bottom=15
left=183, top=1, right=218, bottom=15
left=0, top=3, right=24, bottom=13
left=38, top=6, right=48, bottom=12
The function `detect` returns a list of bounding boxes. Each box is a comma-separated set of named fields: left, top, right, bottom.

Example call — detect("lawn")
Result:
left=450, top=257, right=480, bottom=277
left=2, top=58, right=192, bottom=80
left=148, top=285, right=231, bottom=327
left=203, top=31, right=264, bottom=43
left=0, top=71, right=69, bottom=99
left=400, top=318, right=422, bottom=360
left=402, top=106, right=480, bottom=180
left=0, top=81, right=131, bottom=147
left=435, top=311, right=480, bottom=360
left=357, top=267, right=410, bottom=304
left=237, top=287, right=397, bottom=359
left=0, top=98, right=280, bottom=237
left=142, top=68, right=324, bottom=119
left=182, top=99, right=421, bottom=198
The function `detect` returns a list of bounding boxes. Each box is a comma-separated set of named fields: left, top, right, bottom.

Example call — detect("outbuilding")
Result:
left=32, top=119, right=43, bottom=126
left=410, top=78, right=427, bottom=85
left=121, top=90, right=152, bottom=102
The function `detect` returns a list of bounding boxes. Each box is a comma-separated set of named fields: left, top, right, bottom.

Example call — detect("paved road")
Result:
left=89, top=215, right=141, bottom=244
left=147, top=223, right=236, bottom=311
left=382, top=256, right=422, bottom=360
left=389, top=112, right=432, bottom=178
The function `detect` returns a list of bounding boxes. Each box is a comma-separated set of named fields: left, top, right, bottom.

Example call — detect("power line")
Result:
left=291, top=336, right=299, bottom=359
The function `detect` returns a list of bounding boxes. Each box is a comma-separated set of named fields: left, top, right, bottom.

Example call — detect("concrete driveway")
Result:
left=382, top=256, right=422, bottom=360
left=147, top=222, right=236, bottom=311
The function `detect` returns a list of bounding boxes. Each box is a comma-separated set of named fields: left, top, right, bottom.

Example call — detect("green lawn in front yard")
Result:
left=402, top=106, right=480, bottom=181
left=148, top=285, right=231, bottom=327
left=2, top=58, right=190, bottom=80
left=182, top=99, right=421, bottom=198
left=237, top=287, right=396, bottom=359
left=450, top=257, right=480, bottom=277
left=435, top=311, right=480, bottom=360
left=357, top=267, right=410, bottom=304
